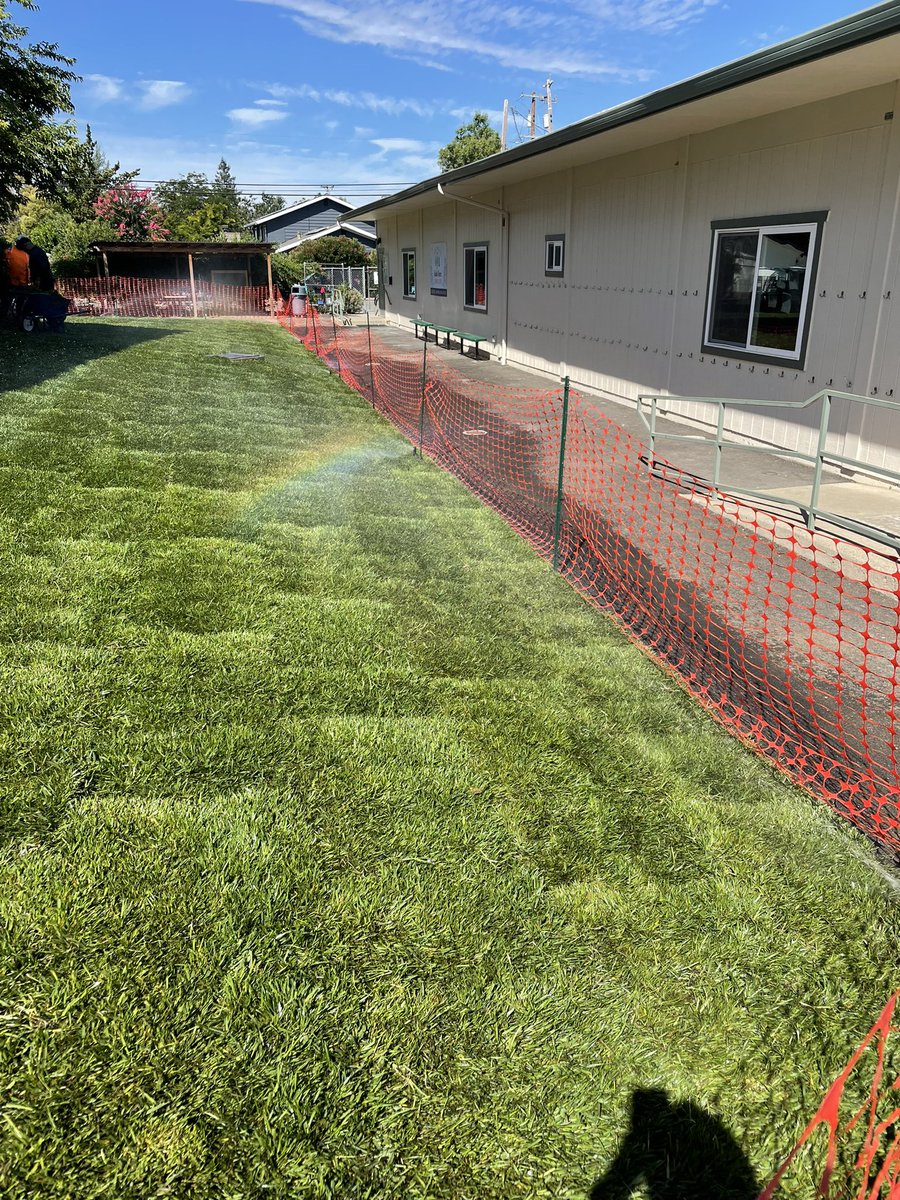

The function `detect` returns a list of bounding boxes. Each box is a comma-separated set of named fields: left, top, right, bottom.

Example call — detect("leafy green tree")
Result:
left=177, top=197, right=239, bottom=242
left=437, top=111, right=501, bottom=172
left=298, top=235, right=372, bottom=266
left=245, top=193, right=286, bottom=224
left=54, top=124, right=136, bottom=221
left=0, top=0, right=79, bottom=223
left=154, top=162, right=284, bottom=239
left=4, top=186, right=115, bottom=275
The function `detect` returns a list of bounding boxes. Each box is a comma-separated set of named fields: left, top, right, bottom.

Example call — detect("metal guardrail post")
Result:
left=552, top=376, right=571, bottom=571
left=713, top=402, right=726, bottom=494
left=416, top=334, right=428, bottom=455
left=808, top=391, right=832, bottom=531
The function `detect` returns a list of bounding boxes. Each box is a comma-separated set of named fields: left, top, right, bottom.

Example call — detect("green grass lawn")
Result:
left=0, top=317, right=897, bottom=1199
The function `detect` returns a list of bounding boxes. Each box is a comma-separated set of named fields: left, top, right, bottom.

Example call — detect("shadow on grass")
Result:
left=589, top=1088, right=759, bottom=1200
left=0, top=319, right=182, bottom=393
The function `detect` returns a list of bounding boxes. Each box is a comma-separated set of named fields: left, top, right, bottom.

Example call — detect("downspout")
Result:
left=437, top=182, right=510, bottom=364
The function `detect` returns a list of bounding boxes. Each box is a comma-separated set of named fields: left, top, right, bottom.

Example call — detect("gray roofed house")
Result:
left=248, top=194, right=376, bottom=253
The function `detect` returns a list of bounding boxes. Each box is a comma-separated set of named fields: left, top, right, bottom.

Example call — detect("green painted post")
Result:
left=552, top=376, right=571, bottom=571
left=311, top=304, right=319, bottom=356
left=366, top=311, right=377, bottom=410
left=416, top=334, right=428, bottom=455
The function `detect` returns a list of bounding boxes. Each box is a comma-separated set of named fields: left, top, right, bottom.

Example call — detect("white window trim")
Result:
left=401, top=248, right=416, bottom=299
left=545, top=235, right=565, bottom=276
left=464, top=243, right=488, bottom=312
left=702, top=212, right=827, bottom=367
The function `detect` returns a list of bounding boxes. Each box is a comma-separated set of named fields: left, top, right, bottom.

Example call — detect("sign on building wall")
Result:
left=430, top=242, right=447, bottom=296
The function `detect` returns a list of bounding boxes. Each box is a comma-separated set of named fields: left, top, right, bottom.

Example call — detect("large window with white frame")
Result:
left=703, top=212, right=826, bottom=365
left=402, top=248, right=416, bottom=299
left=464, top=243, right=488, bottom=311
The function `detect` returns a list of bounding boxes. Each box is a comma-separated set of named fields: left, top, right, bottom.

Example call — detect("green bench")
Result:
left=433, top=325, right=457, bottom=349
left=413, top=318, right=436, bottom=342
left=457, top=331, right=488, bottom=360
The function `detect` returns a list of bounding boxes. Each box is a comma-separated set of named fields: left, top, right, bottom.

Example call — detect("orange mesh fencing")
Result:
left=278, top=306, right=900, bottom=859
left=759, top=993, right=900, bottom=1199
left=59, top=276, right=271, bottom=318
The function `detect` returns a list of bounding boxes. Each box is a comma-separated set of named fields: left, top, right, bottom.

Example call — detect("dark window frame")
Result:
left=463, top=241, right=489, bottom=313
left=401, top=247, right=417, bottom=299
left=701, top=211, right=827, bottom=368
left=545, top=234, right=565, bottom=276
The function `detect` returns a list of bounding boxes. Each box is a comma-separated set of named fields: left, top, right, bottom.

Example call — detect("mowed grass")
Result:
left=0, top=317, right=897, bottom=1199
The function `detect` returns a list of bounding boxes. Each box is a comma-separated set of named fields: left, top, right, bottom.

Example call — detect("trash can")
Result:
left=290, top=283, right=307, bottom=316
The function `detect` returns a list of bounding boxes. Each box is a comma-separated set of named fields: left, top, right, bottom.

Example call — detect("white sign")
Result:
left=430, top=242, right=447, bottom=295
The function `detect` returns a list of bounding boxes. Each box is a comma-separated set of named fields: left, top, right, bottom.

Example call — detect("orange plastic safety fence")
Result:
left=59, top=276, right=270, bottom=318
left=278, top=308, right=900, bottom=859
left=759, top=993, right=900, bottom=1199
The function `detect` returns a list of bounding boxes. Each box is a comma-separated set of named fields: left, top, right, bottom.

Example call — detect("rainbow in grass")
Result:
left=240, top=427, right=409, bottom=514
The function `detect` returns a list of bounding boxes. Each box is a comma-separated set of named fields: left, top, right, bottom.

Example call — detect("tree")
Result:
left=154, top=162, right=284, bottom=239
left=297, top=235, right=372, bottom=266
left=55, top=124, right=137, bottom=222
left=94, top=184, right=168, bottom=241
left=0, top=0, right=79, bottom=223
left=437, top=112, right=501, bottom=172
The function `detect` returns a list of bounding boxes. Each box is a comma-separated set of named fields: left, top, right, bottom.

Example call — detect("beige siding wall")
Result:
left=379, top=79, right=900, bottom=467
left=380, top=193, right=505, bottom=348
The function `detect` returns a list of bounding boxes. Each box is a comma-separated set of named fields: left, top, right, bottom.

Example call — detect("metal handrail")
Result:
left=636, top=388, right=900, bottom=554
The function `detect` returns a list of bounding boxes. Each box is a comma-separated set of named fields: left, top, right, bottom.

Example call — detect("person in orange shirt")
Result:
left=5, top=238, right=30, bottom=287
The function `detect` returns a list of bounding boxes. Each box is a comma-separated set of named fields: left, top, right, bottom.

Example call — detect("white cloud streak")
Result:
left=241, top=0, right=691, bottom=79
left=137, top=80, right=192, bottom=110
left=228, top=105, right=290, bottom=126
left=83, top=74, right=125, bottom=103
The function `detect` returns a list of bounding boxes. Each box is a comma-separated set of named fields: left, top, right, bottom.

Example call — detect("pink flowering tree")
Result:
left=93, top=184, right=169, bottom=241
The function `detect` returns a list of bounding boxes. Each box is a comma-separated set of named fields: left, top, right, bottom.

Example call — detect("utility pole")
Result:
left=540, top=78, right=554, bottom=132
left=528, top=91, right=536, bottom=139
left=501, top=98, right=509, bottom=151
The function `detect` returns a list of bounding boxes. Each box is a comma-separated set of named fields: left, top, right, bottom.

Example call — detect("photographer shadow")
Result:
left=590, top=1088, right=759, bottom=1200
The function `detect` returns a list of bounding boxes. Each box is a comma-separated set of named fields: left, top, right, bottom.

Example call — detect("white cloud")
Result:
left=370, top=137, right=434, bottom=154
left=243, top=0, right=665, bottom=79
left=264, top=81, right=440, bottom=117
left=228, top=106, right=290, bottom=126
left=82, top=74, right=125, bottom=103
left=137, top=80, right=192, bottom=110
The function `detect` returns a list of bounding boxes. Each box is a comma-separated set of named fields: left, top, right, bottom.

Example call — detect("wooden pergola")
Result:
left=91, top=241, right=277, bottom=318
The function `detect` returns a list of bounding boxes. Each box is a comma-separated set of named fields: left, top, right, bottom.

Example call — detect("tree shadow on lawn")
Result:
left=0, top=319, right=183, bottom=394
left=589, top=1088, right=760, bottom=1200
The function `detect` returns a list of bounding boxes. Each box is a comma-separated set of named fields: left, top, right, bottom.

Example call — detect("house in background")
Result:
left=346, top=2, right=900, bottom=474
left=248, top=195, right=376, bottom=254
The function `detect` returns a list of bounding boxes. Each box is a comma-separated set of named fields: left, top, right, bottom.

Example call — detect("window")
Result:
left=703, top=212, right=826, bottom=365
left=402, top=248, right=416, bottom=298
left=545, top=235, right=565, bottom=276
left=464, top=243, right=488, bottom=311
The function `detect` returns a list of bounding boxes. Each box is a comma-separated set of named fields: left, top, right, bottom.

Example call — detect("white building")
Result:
left=347, top=3, right=900, bottom=473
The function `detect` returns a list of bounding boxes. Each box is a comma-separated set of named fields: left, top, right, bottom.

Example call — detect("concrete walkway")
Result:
left=371, top=319, right=900, bottom=550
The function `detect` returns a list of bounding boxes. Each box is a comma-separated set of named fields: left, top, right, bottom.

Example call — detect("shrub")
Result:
left=334, top=284, right=363, bottom=314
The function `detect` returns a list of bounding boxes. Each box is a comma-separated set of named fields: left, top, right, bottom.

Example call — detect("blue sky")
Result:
left=23, top=0, right=881, bottom=204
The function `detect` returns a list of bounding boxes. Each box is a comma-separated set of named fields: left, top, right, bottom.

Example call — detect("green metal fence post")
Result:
left=552, top=376, right=571, bottom=571
left=416, top=334, right=428, bottom=455
left=311, top=303, right=319, bottom=356
left=366, top=311, right=377, bottom=410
